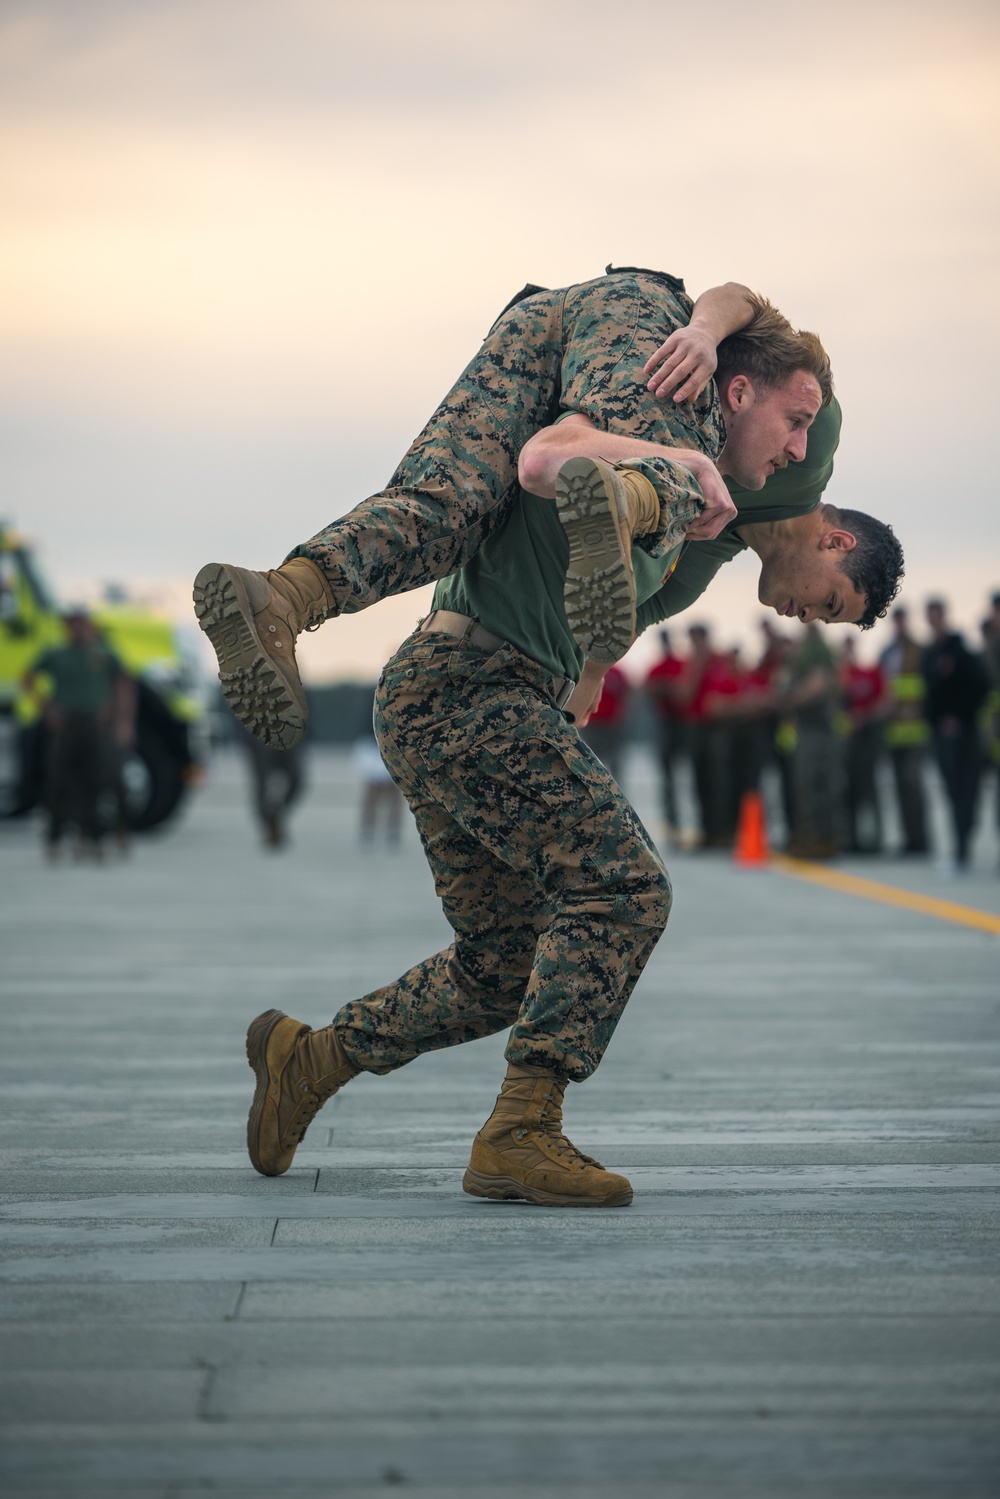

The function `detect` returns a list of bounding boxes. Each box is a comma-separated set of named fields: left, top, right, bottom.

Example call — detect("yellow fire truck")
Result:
left=0, top=524, right=207, bottom=829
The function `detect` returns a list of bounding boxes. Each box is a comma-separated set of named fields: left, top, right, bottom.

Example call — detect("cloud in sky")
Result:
left=2, top=0, right=999, bottom=673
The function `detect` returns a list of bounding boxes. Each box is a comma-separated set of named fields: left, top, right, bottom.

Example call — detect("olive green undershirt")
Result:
left=432, top=397, right=842, bottom=682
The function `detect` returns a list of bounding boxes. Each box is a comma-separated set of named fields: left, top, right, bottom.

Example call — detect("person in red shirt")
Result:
left=580, top=663, right=630, bottom=787
left=680, top=625, right=743, bottom=847
left=644, top=629, right=688, bottom=835
left=839, top=637, right=889, bottom=853
left=719, top=647, right=772, bottom=823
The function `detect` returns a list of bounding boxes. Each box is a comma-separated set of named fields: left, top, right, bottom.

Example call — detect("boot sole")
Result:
left=462, top=1167, right=633, bottom=1208
left=555, top=457, right=636, bottom=665
left=246, top=1007, right=289, bottom=1177
left=192, top=563, right=307, bottom=748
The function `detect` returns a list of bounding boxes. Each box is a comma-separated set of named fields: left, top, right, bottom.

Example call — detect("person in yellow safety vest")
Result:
left=980, top=592, right=1000, bottom=869
left=878, top=605, right=930, bottom=856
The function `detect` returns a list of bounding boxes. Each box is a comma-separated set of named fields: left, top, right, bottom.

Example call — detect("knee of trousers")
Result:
left=566, top=854, right=672, bottom=939
left=627, top=865, right=673, bottom=937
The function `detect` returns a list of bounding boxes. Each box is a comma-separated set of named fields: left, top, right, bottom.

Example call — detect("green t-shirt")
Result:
left=432, top=395, right=842, bottom=681
left=35, top=642, right=122, bottom=714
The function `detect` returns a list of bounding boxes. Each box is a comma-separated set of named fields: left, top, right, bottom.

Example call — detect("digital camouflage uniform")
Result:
left=290, top=268, right=724, bottom=610
left=333, top=630, right=671, bottom=1081
left=218, top=264, right=846, bottom=1201
left=292, top=268, right=836, bottom=1085
left=314, top=269, right=725, bottom=1083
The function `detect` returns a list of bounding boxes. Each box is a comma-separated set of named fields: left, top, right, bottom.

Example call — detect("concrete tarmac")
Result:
left=1, top=748, right=998, bottom=1498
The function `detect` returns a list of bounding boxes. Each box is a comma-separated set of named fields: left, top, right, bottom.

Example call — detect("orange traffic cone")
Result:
left=733, top=789, right=770, bottom=867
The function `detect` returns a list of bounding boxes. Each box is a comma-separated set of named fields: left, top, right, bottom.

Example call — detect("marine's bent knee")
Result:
left=595, top=850, right=672, bottom=936
left=632, top=864, right=672, bottom=936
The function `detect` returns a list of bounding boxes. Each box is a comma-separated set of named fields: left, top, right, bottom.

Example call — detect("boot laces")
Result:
left=533, top=1090, right=600, bottom=1170
left=302, top=606, right=327, bottom=633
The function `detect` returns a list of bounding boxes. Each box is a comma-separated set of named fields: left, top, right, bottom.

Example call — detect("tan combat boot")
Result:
left=193, top=558, right=334, bottom=748
left=245, top=1008, right=360, bottom=1176
left=556, top=455, right=695, bottom=664
left=463, top=1062, right=633, bottom=1208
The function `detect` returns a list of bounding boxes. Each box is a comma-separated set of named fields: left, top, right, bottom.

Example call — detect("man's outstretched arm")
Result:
left=644, top=282, right=757, bottom=403
left=518, top=414, right=737, bottom=541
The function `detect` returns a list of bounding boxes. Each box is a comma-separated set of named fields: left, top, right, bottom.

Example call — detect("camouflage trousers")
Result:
left=332, top=625, right=672, bottom=1082
left=291, top=269, right=724, bottom=615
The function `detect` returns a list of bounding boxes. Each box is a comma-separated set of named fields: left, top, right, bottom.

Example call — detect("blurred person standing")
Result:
left=242, top=729, right=304, bottom=849
left=983, top=592, right=1000, bottom=693
left=782, top=624, right=841, bottom=859
left=982, top=592, right=1000, bottom=684
left=353, top=734, right=404, bottom=848
left=879, top=606, right=930, bottom=856
left=724, top=646, right=772, bottom=823
left=755, top=620, right=794, bottom=833
left=580, top=662, right=630, bottom=786
left=839, top=637, right=888, bottom=854
left=21, top=609, right=130, bottom=859
left=981, top=593, right=1000, bottom=865
left=684, top=624, right=740, bottom=848
left=757, top=619, right=788, bottom=683
left=644, top=628, right=688, bottom=837
left=922, top=600, right=990, bottom=873
left=769, top=638, right=800, bottom=838
left=674, top=642, right=770, bottom=848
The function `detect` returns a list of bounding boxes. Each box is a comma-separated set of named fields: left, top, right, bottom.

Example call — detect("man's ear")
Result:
left=721, top=374, right=752, bottom=411
left=819, top=528, right=857, bottom=553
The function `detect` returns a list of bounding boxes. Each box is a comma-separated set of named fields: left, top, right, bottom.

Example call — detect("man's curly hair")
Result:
left=822, top=503, right=904, bottom=629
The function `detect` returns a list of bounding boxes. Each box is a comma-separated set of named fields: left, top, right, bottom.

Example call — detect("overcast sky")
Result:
left=3, top=0, right=998, bottom=677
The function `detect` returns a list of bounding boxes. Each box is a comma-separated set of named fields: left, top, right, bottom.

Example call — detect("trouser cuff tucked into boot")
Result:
left=617, top=468, right=661, bottom=536
left=463, top=1061, right=632, bottom=1208
left=284, top=544, right=355, bottom=617
left=618, top=455, right=705, bottom=558
left=193, top=556, right=334, bottom=748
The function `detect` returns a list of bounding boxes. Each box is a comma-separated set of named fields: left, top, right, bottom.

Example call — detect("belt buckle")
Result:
left=555, top=678, right=576, bottom=710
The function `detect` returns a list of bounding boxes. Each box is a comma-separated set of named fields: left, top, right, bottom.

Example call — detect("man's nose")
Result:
left=786, top=430, right=808, bottom=463
left=798, top=603, right=816, bottom=623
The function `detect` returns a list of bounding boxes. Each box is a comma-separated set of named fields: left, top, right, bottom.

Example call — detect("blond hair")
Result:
left=716, top=294, right=834, bottom=406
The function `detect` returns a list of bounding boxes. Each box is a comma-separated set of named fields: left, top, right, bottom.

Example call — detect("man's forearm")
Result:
left=518, top=415, right=707, bottom=500
left=688, top=282, right=757, bottom=344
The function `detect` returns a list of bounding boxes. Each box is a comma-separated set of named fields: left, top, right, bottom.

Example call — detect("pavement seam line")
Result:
left=226, top=1282, right=247, bottom=1321
left=771, top=855, right=1000, bottom=936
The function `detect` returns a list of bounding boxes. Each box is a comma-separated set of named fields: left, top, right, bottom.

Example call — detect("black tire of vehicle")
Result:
left=127, top=723, right=187, bottom=831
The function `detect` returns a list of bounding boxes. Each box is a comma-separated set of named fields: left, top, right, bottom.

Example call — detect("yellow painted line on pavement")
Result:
left=771, top=855, right=1000, bottom=937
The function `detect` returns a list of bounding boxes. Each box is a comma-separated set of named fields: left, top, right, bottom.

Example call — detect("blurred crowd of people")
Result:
left=21, top=593, right=1000, bottom=874
left=582, top=592, right=1000, bottom=873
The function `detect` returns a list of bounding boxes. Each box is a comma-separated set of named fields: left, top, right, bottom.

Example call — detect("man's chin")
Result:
left=735, top=464, right=767, bottom=491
